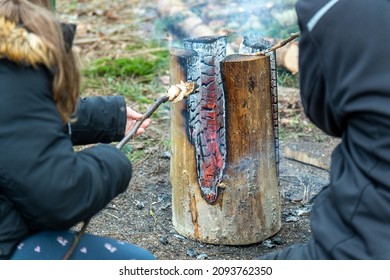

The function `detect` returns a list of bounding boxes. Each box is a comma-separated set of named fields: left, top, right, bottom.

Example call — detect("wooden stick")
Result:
left=243, top=32, right=300, bottom=56
left=62, top=82, right=196, bottom=260
left=116, top=95, right=169, bottom=149
left=62, top=219, right=90, bottom=260
left=117, top=82, right=196, bottom=149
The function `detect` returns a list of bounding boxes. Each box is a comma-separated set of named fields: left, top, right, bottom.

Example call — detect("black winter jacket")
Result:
left=0, top=24, right=131, bottom=259
left=296, top=0, right=390, bottom=259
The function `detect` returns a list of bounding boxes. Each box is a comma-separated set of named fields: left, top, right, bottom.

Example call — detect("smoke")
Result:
left=150, top=0, right=299, bottom=49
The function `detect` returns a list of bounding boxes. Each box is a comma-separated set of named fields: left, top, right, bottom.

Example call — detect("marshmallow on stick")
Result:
left=116, top=80, right=196, bottom=149
left=167, top=80, right=196, bottom=103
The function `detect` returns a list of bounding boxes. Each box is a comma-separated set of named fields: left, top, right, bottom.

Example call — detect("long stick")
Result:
left=243, top=32, right=300, bottom=56
left=116, top=95, right=169, bottom=149
left=62, top=218, right=90, bottom=260
left=62, top=81, right=196, bottom=260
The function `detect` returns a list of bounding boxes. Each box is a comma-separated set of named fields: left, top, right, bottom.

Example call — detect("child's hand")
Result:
left=125, top=107, right=151, bottom=136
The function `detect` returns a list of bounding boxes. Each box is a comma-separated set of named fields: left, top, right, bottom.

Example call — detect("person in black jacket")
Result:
left=262, top=0, right=390, bottom=259
left=0, top=0, right=153, bottom=259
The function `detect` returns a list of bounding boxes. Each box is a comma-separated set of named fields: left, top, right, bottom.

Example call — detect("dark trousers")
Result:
left=10, top=230, right=156, bottom=260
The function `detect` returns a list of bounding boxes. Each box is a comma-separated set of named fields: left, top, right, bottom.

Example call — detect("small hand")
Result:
left=125, top=107, right=152, bottom=136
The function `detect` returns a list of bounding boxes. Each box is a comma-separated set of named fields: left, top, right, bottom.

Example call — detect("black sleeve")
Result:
left=295, top=0, right=341, bottom=137
left=296, top=0, right=390, bottom=138
left=0, top=61, right=132, bottom=230
left=69, top=96, right=127, bottom=145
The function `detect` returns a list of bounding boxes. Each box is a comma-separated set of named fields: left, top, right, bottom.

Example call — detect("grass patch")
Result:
left=84, top=57, right=159, bottom=77
left=277, top=69, right=300, bottom=88
left=278, top=115, right=330, bottom=142
left=83, top=46, right=169, bottom=80
left=121, top=144, right=146, bottom=162
left=81, top=41, right=169, bottom=106
left=80, top=40, right=171, bottom=162
left=121, top=137, right=171, bottom=164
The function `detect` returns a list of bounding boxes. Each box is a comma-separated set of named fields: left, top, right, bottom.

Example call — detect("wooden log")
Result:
left=220, top=54, right=281, bottom=243
left=170, top=48, right=281, bottom=244
left=276, top=41, right=299, bottom=74
left=157, top=0, right=235, bottom=54
left=157, top=0, right=215, bottom=37
left=283, top=141, right=336, bottom=171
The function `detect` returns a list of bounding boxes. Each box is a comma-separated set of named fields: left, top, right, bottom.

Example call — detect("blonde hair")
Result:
left=0, top=0, right=80, bottom=123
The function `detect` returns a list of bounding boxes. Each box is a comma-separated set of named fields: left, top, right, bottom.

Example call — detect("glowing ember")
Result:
left=185, top=35, right=227, bottom=204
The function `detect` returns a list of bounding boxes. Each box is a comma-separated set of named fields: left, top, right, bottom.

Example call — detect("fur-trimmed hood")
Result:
left=0, top=16, right=76, bottom=67
left=0, top=16, right=53, bottom=66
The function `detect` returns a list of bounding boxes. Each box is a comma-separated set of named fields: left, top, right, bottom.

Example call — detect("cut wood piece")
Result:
left=157, top=0, right=214, bottom=36
left=220, top=54, right=281, bottom=244
left=275, top=41, right=299, bottom=74
left=276, top=41, right=299, bottom=74
left=283, top=141, right=332, bottom=170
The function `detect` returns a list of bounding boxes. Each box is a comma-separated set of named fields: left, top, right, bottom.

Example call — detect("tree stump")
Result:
left=170, top=36, right=281, bottom=245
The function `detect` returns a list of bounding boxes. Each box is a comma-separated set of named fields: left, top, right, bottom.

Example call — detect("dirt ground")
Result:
left=82, top=89, right=339, bottom=260
left=60, top=0, right=340, bottom=260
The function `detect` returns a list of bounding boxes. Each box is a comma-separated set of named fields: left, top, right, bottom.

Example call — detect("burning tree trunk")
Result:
left=170, top=36, right=281, bottom=245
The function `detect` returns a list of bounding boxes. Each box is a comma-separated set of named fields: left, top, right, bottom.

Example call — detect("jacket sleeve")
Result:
left=295, top=0, right=342, bottom=137
left=0, top=61, right=132, bottom=230
left=68, top=96, right=127, bottom=145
